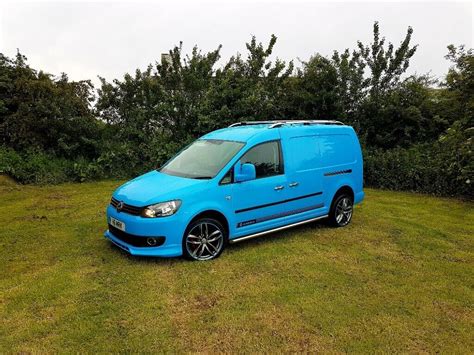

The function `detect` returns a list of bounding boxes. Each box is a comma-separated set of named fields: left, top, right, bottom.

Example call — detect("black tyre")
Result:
left=328, top=193, right=353, bottom=227
left=182, top=218, right=226, bottom=261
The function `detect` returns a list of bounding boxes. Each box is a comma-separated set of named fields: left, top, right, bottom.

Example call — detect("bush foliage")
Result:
left=0, top=23, right=472, bottom=198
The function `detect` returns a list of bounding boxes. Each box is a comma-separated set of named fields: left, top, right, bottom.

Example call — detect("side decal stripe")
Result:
left=237, top=203, right=324, bottom=228
left=235, top=191, right=323, bottom=214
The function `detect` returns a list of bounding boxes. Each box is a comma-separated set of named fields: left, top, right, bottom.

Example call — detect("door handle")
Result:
left=289, top=182, right=299, bottom=187
left=274, top=185, right=285, bottom=191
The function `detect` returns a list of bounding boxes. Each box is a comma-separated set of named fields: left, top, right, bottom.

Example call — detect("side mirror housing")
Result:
left=234, top=163, right=256, bottom=183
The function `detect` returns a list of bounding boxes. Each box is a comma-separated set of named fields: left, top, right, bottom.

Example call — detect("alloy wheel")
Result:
left=185, top=221, right=224, bottom=261
left=335, top=197, right=353, bottom=226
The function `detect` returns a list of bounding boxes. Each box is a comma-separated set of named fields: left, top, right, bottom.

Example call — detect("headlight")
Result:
left=141, top=200, right=182, bottom=218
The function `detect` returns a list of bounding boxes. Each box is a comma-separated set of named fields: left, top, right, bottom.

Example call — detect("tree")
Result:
left=155, top=43, right=222, bottom=138
left=282, top=54, right=341, bottom=120
left=437, top=45, right=473, bottom=191
left=0, top=51, right=99, bottom=159
left=356, top=22, right=419, bottom=146
left=331, top=49, right=367, bottom=124
left=370, top=75, right=447, bottom=147
left=358, top=22, right=417, bottom=97
left=202, top=34, right=293, bottom=130
left=442, top=45, right=473, bottom=127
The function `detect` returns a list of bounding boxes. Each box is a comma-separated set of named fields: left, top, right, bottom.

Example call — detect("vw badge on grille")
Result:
left=116, top=201, right=124, bottom=212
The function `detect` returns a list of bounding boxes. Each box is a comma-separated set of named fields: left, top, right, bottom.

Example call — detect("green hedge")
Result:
left=2, top=136, right=472, bottom=199
left=364, top=140, right=472, bottom=199
left=0, top=148, right=106, bottom=184
left=0, top=139, right=185, bottom=185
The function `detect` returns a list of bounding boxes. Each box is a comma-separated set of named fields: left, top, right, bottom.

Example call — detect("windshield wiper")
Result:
left=192, top=176, right=212, bottom=179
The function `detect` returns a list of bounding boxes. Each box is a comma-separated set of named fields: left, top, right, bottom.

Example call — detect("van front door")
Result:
left=231, top=140, right=289, bottom=238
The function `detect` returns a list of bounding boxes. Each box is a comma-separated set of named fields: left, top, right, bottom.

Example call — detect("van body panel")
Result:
left=230, top=174, right=289, bottom=237
left=279, top=127, right=326, bottom=223
left=105, top=122, right=365, bottom=257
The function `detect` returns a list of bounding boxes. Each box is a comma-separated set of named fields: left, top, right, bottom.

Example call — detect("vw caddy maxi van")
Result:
left=105, top=120, right=364, bottom=261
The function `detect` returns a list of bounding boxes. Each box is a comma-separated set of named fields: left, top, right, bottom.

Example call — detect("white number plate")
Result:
left=110, top=217, right=126, bottom=232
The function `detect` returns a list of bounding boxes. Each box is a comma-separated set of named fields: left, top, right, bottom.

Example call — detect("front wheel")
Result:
left=328, top=194, right=353, bottom=227
left=183, top=218, right=226, bottom=261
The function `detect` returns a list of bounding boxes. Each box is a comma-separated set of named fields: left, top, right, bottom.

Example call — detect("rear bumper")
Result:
left=355, top=190, right=365, bottom=204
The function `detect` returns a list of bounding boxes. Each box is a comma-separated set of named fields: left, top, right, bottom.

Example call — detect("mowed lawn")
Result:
left=0, top=177, right=473, bottom=353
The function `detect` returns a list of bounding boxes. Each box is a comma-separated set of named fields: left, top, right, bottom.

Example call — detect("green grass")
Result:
left=0, top=176, right=473, bottom=353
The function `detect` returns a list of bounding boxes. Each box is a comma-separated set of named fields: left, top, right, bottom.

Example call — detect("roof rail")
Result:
left=228, top=120, right=344, bottom=128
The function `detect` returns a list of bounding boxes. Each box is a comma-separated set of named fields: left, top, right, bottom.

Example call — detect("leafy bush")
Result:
left=0, top=147, right=112, bottom=184
left=0, top=147, right=70, bottom=184
left=0, top=136, right=187, bottom=184
left=364, top=125, right=473, bottom=198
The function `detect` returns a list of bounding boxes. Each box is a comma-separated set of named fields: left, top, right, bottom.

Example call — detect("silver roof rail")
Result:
left=228, top=120, right=344, bottom=128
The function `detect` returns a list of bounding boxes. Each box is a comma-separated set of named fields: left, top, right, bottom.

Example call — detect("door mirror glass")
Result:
left=234, top=163, right=256, bottom=182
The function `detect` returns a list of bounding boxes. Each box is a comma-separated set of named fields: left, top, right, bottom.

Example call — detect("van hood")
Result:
left=113, top=170, right=207, bottom=206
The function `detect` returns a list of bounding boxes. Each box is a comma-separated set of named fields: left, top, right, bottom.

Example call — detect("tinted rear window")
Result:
left=318, top=134, right=355, bottom=167
left=289, top=136, right=319, bottom=172
left=287, top=134, right=355, bottom=171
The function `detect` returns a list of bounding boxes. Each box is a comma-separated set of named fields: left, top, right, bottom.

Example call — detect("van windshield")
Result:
left=160, top=139, right=245, bottom=179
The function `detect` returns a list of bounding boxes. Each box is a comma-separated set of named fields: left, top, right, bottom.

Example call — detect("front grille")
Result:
left=110, top=197, right=143, bottom=216
left=108, top=224, right=165, bottom=248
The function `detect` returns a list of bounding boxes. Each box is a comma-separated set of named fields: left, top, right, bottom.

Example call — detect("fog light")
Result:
left=146, top=237, right=157, bottom=246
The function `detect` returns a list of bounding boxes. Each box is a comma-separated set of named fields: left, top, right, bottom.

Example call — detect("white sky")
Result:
left=1, top=0, right=472, bottom=86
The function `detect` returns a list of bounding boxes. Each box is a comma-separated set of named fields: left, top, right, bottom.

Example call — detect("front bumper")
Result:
left=104, top=230, right=182, bottom=257
left=104, top=204, right=184, bottom=257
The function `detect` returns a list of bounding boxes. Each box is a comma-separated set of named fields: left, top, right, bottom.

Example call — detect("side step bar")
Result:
left=229, top=214, right=328, bottom=244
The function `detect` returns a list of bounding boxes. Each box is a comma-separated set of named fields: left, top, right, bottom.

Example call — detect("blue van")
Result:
left=105, top=120, right=364, bottom=260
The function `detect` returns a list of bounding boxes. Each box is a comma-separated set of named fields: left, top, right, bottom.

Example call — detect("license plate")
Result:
left=110, top=217, right=126, bottom=232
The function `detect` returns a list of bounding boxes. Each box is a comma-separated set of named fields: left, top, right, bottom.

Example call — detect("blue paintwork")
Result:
left=234, top=162, right=256, bottom=182
left=104, top=123, right=365, bottom=257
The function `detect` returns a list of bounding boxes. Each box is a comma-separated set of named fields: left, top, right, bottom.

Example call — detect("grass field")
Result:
left=0, top=177, right=473, bottom=353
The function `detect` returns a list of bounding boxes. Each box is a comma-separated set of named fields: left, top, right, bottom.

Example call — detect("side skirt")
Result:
left=229, top=214, right=328, bottom=244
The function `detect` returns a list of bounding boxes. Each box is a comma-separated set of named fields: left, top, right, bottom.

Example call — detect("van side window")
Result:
left=318, top=134, right=355, bottom=167
left=240, top=141, right=283, bottom=178
left=220, top=169, right=233, bottom=184
left=289, top=136, right=319, bottom=172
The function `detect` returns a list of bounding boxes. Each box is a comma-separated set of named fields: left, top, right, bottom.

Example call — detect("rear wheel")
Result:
left=183, top=218, right=226, bottom=261
left=328, top=194, right=353, bottom=227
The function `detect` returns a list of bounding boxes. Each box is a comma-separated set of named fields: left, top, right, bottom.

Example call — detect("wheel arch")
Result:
left=332, top=185, right=354, bottom=204
left=187, top=209, right=230, bottom=237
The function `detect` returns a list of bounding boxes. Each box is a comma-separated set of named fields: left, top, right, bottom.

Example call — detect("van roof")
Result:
left=202, top=120, right=351, bottom=142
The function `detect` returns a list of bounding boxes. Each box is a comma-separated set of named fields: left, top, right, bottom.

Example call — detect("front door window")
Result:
left=239, top=141, right=283, bottom=179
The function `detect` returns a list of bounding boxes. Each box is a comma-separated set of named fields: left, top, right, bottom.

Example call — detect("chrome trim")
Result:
left=269, top=122, right=285, bottom=128
left=230, top=214, right=328, bottom=243
left=229, top=120, right=345, bottom=128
